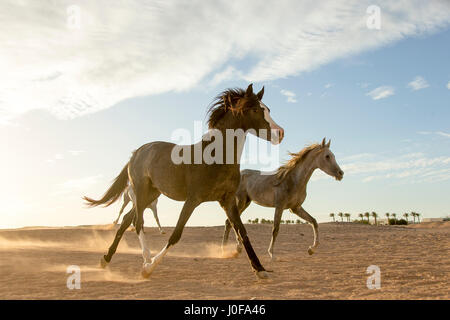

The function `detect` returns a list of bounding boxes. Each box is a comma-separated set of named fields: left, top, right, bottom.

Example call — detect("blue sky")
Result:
left=0, top=1, right=449, bottom=228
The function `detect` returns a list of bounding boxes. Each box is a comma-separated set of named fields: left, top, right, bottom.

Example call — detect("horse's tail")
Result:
left=83, top=163, right=129, bottom=207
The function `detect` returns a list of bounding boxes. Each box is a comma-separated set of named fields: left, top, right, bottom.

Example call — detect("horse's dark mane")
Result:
left=207, top=88, right=250, bottom=129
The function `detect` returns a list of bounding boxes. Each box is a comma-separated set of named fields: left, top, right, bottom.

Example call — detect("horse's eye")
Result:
left=326, top=155, right=330, bottom=160
left=253, top=108, right=258, bottom=113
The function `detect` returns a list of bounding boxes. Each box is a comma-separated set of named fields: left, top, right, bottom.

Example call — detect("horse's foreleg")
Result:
left=268, top=207, right=283, bottom=260
left=220, top=196, right=268, bottom=279
left=292, top=206, right=319, bottom=255
left=141, top=198, right=199, bottom=279
left=222, top=196, right=250, bottom=254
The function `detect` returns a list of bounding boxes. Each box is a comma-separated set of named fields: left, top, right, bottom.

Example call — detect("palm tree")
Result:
left=345, top=213, right=351, bottom=222
left=338, top=212, right=344, bottom=222
left=416, top=212, right=421, bottom=223
left=364, top=212, right=370, bottom=223
left=403, top=213, right=409, bottom=223
left=385, top=213, right=390, bottom=225
left=358, top=213, right=364, bottom=221
left=392, top=213, right=397, bottom=222
left=371, top=212, right=378, bottom=225
left=411, top=212, right=417, bottom=224
left=330, top=213, right=335, bottom=222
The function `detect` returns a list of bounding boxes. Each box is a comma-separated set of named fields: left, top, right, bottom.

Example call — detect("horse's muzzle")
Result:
left=271, top=127, right=284, bottom=145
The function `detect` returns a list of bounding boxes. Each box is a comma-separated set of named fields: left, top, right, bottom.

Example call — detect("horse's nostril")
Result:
left=339, top=171, right=344, bottom=176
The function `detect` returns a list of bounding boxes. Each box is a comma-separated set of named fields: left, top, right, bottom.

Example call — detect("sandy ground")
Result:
left=0, top=221, right=448, bottom=299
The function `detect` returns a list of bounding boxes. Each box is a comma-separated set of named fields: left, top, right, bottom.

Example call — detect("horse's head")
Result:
left=240, top=84, right=284, bottom=145
left=208, top=84, right=284, bottom=145
left=316, top=138, right=344, bottom=181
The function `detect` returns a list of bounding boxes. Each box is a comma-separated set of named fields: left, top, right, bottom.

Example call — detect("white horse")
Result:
left=222, top=138, right=343, bottom=260
left=113, top=186, right=165, bottom=234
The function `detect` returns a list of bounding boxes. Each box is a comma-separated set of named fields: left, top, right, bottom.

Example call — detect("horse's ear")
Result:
left=256, top=86, right=264, bottom=100
left=326, top=139, right=331, bottom=148
left=246, top=83, right=253, bottom=96
left=321, top=137, right=326, bottom=147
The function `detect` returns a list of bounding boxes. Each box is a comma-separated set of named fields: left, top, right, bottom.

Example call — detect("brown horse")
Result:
left=84, top=84, right=284, bottom=279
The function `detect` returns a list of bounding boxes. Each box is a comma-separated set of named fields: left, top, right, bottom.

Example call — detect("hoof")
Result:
left=141, top=268, right=151, bottom=279
left=141, top=262, right=155, bottom=279
left=256, top=271, right=269, bottom=279
left=160, top=230, right=166, bottom=235
left=236, top=245, right=243, bottom=254
left=100, top=256, right=109, bottom=268
left=308, top=247, right=315, bottom=255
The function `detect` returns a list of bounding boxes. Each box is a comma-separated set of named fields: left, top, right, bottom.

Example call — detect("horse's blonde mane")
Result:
left=274, top=143, right=324, bottom=184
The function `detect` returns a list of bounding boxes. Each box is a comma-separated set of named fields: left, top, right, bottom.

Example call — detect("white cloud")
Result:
left=408, top=76, right=429, bottom=91
left=447, top=81, right=450, bottom=89
left=341, top=153, right=374, bottom=162
left=436, top=131, right=450, bottom=138
left=68, top=150, right=85, bottom=156
left=367, top=86, right=395, bottom=100
left=46, top=153, right=65, bottom=163
left=342, top=152, right=450, bottom=183
left=280, top=89, right=297, bottom=103
left=324, top=83, right=334, bottom=89
left=417, top=131, right=450, bottom=138
left=210, top=66, right=242, bottom=85
left=1, top=0, right=450, bottom=123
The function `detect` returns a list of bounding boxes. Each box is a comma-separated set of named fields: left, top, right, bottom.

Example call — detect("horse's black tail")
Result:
left=83, top=163, right=129, bottom=207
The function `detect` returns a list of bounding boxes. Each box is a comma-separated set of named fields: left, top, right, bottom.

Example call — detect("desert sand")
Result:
left=0, top=221, right=448, bottom=299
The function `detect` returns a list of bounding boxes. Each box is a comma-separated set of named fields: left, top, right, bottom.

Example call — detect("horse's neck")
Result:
left=291, top=153, right=318, bottom=188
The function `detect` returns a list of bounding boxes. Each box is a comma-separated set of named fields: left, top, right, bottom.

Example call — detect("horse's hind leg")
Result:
left=268, top=207, right=284, bottom=260
left=132, top=181, right=160, bottom=265
left=101, top=208, right=135, bottom=267
left=142, top=198, right=199, bottom=278
left=291, top=206, right=319, bottom=255
left=149, top=199, right=165, bottom=234
left=114, top=193, right=130, bottom=225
